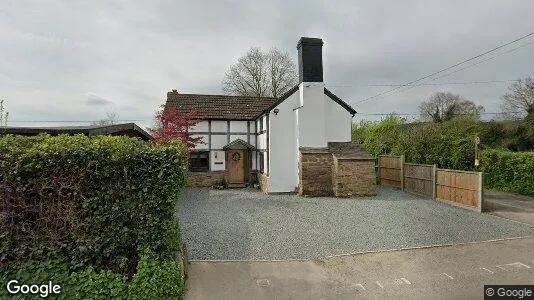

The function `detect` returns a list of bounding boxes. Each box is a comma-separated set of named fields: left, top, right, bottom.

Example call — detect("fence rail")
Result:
left=377, top=155, right=483, bottom=212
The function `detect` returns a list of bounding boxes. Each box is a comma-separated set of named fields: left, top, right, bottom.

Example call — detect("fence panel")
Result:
left=436, top=169, right=482, bottom=211
left=403, top=163, right=435, bottom=197
left=378, top=155, right=402, bottom=188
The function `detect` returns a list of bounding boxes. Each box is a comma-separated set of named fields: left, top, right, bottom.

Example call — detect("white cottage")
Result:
left=165, top=37, right=376, bottom=196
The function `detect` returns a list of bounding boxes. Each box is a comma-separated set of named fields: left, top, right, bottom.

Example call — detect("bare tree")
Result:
left=92, top=112, right=118, bottom=126
left=0, top=100, right=8, bottom=127
left=419, top=92, right=484, bottom=122
left=500, top=77, right=534, bottom=119
left=223, top=47, right=298, bottom=98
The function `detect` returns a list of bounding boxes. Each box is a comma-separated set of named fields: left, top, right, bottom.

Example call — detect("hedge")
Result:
left=481, top=149, right=534, bottom=195
left=0, top=251, right=184, bottom=299
left=0, top=134, right=188, bottom=298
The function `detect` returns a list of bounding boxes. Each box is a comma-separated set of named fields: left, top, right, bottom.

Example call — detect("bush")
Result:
left=128, top=250, right=184, bottom=300
left=481, top=149, right=534, bottom=195
left=361, top=115, right=406, bottom=157
left=1, top=254, right=184, bottom=299
left=0, top=134, right=188, bottom=276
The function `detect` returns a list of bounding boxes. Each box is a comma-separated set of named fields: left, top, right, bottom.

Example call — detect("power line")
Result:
left=329, top=79, right=518, bottom=87
left=356, top=32, right=534, bottom=104
left=358, top=112, right=520, bottom=116
left=397, top=39, right=534, bottom=93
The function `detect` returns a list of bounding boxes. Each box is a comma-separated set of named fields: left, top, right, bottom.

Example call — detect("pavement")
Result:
left=184, top=237, right=534, bottom=300
left=484, top=189, right=534, bottom=225
left=179, top=187, right=534, bottom=260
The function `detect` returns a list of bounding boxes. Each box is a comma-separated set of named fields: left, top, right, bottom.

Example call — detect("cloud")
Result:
left=86, top=93, right=113, bottom=106
left=1, top=0, right=533, bottom=125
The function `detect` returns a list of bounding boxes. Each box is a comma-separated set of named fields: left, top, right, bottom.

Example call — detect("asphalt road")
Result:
left=484, top=189, right=534, bottom=225
left=185, top=237, right=534, bottom=300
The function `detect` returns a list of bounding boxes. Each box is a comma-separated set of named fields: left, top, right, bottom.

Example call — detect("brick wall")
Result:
left=332, top=157, right=377, bottom=197
left=299, top=149, right=333, bottom=196
left=259, top=173, right=269, bottom=194
left=187, top=171, right=225, bottom=187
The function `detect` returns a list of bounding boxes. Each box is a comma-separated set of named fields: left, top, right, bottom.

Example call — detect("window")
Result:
left=259, top=152, right=264, bottom=173
left=189, top=151, right=209, bottom=172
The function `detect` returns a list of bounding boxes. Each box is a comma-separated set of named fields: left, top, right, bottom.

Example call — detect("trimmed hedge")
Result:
left=0, top=134, right=188, bottom=297
left=481, top=149, right=534, bottom=195
left=0, top=251, right=184, bottom=299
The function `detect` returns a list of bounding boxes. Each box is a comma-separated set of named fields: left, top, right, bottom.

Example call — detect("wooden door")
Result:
left=227, top=150, right=245, bottom=183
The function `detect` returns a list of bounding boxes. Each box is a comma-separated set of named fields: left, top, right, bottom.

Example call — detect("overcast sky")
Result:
left=1, top=0, right=533, bottom=128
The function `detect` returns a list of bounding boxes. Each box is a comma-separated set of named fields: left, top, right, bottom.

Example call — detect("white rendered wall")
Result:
left=267, top=90, right=299, bottom=192
left=230, top=121, right=247, bottom=132
left=249, top=135, right=256, bottom=147
left=298, top=82, right=327, bottom=147
left=325, top=97, right=352, bottom=142
left=211, top=135, right=227, bottom=150
left=210, top=150, right=225, bottom=171
left=211, top=121, right=227, bottom=133
left=258, top=132, right=267, bottom=150
left=190, top=121, right=209, bottom=132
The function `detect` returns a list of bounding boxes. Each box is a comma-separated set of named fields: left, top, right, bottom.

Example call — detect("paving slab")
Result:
left=179, top=186, right=534, bottom=260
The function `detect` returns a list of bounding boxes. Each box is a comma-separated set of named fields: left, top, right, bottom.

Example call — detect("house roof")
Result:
left=0, top=123, right=152, bottom=141
left=165, top=90, right=276, bottom=120
left=258, top=86, right=356, bottom=118
left=222, top=139, right=256, bottom=150
left=165, top=86, right=356, bottom=121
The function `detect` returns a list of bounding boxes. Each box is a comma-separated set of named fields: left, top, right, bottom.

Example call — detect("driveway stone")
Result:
left=179, top=186, right=534, bottom=260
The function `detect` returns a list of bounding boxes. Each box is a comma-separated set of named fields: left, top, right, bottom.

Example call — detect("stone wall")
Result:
left=259, top=173, right=269, bottom=194
left=332, top=157, right=376, bottom=197
left=299, top=149, right=333, bottom=196
left=187, top=171, right=225, bottom=187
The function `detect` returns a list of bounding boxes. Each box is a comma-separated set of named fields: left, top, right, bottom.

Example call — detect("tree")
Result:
left=500, top=77, right=534, bottom=119
left=0, top=99, right=9, bottom=127
left=222, top=47, right=298, bottom=98
left=151, top=106, right=204, bottom=149
left=92, top=112, right=118, bottom=126
left=419, top=92, right=484, bottom=122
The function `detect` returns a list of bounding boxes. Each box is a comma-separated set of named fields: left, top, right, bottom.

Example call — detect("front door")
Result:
left=227, top=149, right=245, bottom=184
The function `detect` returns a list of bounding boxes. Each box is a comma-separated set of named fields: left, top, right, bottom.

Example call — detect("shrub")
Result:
left=361, top=115, right=406, bottom=157
left=128, top=250, right=184, bottom=300
left=0, top=134, right=188, bottom=276
left=481, top=149, right=534, bottom=195
left=0, top=255, right=183, bottom=299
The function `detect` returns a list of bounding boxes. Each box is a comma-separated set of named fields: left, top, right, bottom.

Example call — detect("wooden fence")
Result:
left=403, top=163, right=436, bottom=197
left=436, top=169, right=483, bottom=212
left=377, top=155, right=403, bottom=189
left=377, top=155, right=483, bottom=212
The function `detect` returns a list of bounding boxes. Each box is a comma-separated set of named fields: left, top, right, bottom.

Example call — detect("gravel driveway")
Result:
left=179, top=187, right=534, bottom=260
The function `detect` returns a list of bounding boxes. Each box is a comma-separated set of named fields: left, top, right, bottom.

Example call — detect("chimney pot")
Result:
left=172, top=89, right=177, bottom=93
left=297, top=37, right=324, bottom=83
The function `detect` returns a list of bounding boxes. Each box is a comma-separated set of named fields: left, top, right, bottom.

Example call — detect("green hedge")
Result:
left=0, top=134, right=188, bottom=297
left=0, top=250, right=184, bottom=299
left=481, top=149, right=534, bottom=195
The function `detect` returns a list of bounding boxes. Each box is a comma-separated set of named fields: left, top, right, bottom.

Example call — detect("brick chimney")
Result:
left=296, top=37, right=327, bottom=148
left=297, top=37, right=323, bottom=83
